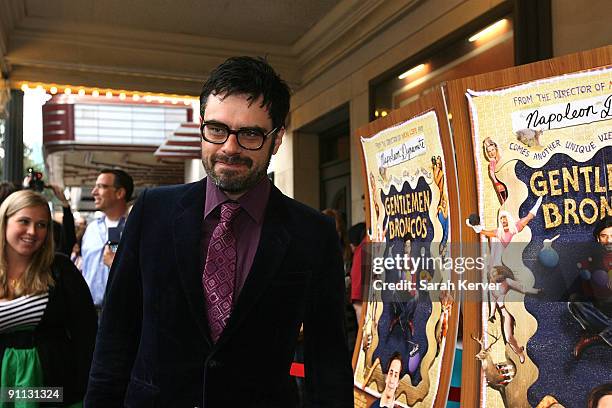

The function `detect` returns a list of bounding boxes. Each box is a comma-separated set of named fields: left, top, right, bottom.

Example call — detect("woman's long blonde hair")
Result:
left=483, top=137, right=501, bottom=162
left=0, top=190, right=55, bottom=299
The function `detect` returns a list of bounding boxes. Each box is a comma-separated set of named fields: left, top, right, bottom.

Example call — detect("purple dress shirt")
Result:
left=202, top=176, right=270, bottom=298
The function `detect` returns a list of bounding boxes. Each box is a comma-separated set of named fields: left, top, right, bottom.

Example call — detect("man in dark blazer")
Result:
left=85, top=56, right=354, bottom=407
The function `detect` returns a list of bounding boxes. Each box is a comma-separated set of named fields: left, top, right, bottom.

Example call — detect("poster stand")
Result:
left=352, top=88, right=461, bottom=408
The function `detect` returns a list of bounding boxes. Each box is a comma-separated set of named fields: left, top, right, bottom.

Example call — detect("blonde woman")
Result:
left=0, top=190, right=96, bottom=407
left=468, top=200, right=542, bottom=266
left=483, top=137, right=508, bottom=204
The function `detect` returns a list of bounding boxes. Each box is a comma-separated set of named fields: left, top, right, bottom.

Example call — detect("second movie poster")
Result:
left=354, top=110, right=455, bottom=408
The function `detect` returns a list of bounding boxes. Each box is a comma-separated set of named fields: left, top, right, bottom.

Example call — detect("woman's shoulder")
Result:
left=51, top=253, right=81, bottom=281
left=52, top=252, right=76, bottom=269
left=50, top=254, right=93, bottom=304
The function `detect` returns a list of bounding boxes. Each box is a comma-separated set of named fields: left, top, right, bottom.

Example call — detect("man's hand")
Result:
left=103, top=244, right=116, bottom=268
left=49, top=184, right=70, bottom=207
left=22, top=174, right=32, bottom=189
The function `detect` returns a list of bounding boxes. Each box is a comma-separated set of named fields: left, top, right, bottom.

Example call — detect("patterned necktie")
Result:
left=203, top=202, right=241, bottom=342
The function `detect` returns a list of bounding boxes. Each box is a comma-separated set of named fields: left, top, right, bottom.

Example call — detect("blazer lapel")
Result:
left=172, top=179, right=212, bottom=346
left=216, top=187, right=290, bottom=346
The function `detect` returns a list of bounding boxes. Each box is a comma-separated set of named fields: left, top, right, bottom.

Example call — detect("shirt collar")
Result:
left=95, top=212, right=126, bottom=224
left=204, top=176, right=270, bottom=224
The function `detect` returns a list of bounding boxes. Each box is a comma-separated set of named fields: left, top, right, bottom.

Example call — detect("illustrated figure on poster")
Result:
left=534, top=382, right=612, bottom=408
left=466, top=197, right=542, bottom=266
left=535, top=395, right=564, bottom=408
left=488, top=265, right=542, bottom=363
left=515, top=128, right=543, bottom=148
left=432, top=156, right=449, bottom=256
left=384, top=284, right=418, bottom=347
left=361, top=174, right=390, bottom=384
left=587, top=382, right=612, bottom=408
left=398, top=237, right=418, bottom=299
left=431, top=156, right=444, bottom=193
left=568, top=216, right=612, bottom=359
left=483, top=137, right=508, bottom=204
left=367, top=233, right=422, bottom=391
left=384, top=236, right=419, bottom=358
left=370, top=352, right=403, bottom=408
left=472, top=331, right=516, bottom=407
left=435, top=290, right=454, bottom=352
left=437, top=197, right=449, bottom=256
left=361, top=301, right=381, bottom=382
left=369, top=172, right=386, bottom=241
left=379, top=166, right=389, bottom=185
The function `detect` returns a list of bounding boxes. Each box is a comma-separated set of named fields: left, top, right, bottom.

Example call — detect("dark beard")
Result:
left=202, top=142, right=274, bottom=194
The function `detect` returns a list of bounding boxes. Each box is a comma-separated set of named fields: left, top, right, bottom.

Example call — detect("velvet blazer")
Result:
left=85, top=179, right=354, bottom=408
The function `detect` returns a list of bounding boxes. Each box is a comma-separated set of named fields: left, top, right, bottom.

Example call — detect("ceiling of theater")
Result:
left=1, top=0, right=425, bottom=96
left=23, top=0, right=341, bottom=46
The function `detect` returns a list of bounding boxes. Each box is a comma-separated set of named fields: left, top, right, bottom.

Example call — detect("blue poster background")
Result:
left=515, top=146, right=612, bottom=406
left=373, top=177, right=435, bottom=387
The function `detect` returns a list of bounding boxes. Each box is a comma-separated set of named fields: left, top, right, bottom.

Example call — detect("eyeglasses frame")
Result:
left=200, top=121, right=280, bottom=151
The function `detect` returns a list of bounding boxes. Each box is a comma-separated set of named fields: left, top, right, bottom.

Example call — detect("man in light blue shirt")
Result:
left=81, top=169, right=133, bottom=311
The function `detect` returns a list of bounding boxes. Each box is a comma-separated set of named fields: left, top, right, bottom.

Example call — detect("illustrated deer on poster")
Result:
left=472, top=331, right=517, bottom=407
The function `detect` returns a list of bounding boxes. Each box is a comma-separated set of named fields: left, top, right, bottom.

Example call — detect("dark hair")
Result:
left=100, top=169, right=134, bottom=202
left=199, top=56, right=291, bottom=129
left=348, top=222, right=366, bottom=246
left=593, top=216, right=612, bottom=240
left=386, top=351, right=403, bottom=373
left=587, top=382, right=612, bottom=408
left=0, top=182, right=19, bottom=205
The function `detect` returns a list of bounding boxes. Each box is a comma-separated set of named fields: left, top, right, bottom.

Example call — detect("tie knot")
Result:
left=220, top=202, right=241, bottom=223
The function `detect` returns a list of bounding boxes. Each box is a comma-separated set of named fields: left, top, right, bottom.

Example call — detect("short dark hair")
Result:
left=386, top=351, right=403, bottom=373
left=348, top=222, right=366, bottom=246
left=593, top=216, right=612, bottom=240
left=100, top=169, right=134, bottom=202
left=199, top=56, right=291, bottom=129
left=587, top=382, right=612, bottom=408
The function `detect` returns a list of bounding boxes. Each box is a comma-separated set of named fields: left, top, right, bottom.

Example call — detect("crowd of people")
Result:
left=0, top=169, right=370, bottom=407
left=0, top=167, right=132, bottom=407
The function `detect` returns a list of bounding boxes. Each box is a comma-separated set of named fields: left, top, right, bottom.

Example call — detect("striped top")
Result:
left=0, top=293, right=49, bottom=333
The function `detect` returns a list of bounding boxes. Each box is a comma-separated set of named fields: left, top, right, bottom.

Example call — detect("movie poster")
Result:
left=354, top=110, right=455, bottom=408
left=466, top=67, right=612, bottom=407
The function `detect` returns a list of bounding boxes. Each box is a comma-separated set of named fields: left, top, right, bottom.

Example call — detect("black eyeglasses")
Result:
left=200, top=121, right=279, bottom=151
